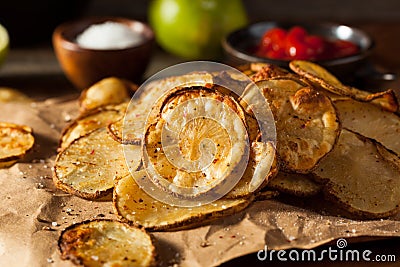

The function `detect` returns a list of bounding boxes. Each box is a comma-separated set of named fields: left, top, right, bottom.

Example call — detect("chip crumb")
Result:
left=200, top=241, right=211, bottom=248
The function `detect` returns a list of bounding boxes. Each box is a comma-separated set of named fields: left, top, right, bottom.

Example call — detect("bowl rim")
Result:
left=53, top=16, right=155, bottom=53
left=222, top=21, right=375, bottom=67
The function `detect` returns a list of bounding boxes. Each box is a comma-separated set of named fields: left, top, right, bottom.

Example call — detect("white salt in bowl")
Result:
left=53, top=17, right=155, bottom=90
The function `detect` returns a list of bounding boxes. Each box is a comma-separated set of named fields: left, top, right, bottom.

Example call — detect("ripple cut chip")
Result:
left=314, top=129, right=400, bottom=218
left=254, top=78, right=340, bottom=173
left=0, top=122, right=34, bottom=168
left=53, top=128, right=134, bottom=199
left=59, top=220, right=156, bottom=267
left=113, top=171, right=252, bottom=230
left=289, top=60, right=398, bottom=112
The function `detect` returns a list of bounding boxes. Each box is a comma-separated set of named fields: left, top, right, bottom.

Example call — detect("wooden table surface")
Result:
left=0, top=22, right=399, bottom=266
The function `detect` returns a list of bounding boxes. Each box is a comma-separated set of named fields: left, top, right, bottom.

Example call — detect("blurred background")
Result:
left=0, top=0, right=399, bottom=98
left=1, top=0, right=400, bottom=47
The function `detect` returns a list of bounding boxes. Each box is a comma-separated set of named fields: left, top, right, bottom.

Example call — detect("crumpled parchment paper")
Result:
left=0, top=97, right=399, bottom=267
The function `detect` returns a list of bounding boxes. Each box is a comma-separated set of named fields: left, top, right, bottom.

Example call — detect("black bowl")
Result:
left=222, top=21, right=374, bottom=78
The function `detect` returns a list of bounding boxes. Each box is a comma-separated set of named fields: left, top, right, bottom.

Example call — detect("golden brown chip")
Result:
left=289, top=60, right=398, bottom=112
left=79, top=77, right=131, bottom=113
left=60, top=108, right=123, bottom=151
left=53, top=127, right=133, bottom=199
left=113, top=171, right=252, bottom=230
left=314, top=129, right=400, bottom=218
left=226, top=141, right=277, bottom=198
left=334, top=99, right=400, bottom=156
left=143, top=86, right=249, bottom=198
left=250, top=63, right=291, bottom=82
left=0, top=122, right=34, bottom=168
left=268, top=172, right=321, bottom=197
left=0, top=87, right=31, bottom=103
left=58, top=219, right=156, bottom=267
left=252, top=78, right=340, bottom=173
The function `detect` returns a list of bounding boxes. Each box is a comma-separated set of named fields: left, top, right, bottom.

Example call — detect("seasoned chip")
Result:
left=60, top=108, right=124, bottom=151
left=226, top=141, right=277, bottom=198
left=143, top=86, right=249, bottom=198
left=107, top=100, right=149, bottom=145
left=250, top=63, right=293, bottom=82
left=334, top=99, right=400, bottom=156
left=116, top=72, right=215, bottom=145
left=59, top=219, right=156, bottom=267
left=79, top=77, right=132, bottom=113
left=53, top=127, right=134, bottom=199
left=314, top=129, right=400, bottom=218
left=113, top=171, right=252, bottom=230
left=0, top=122, right=34, bottom=168
left=252, top=78, right=340, bottom=173
left=268, top=172, right=322, bottom=197
left=289, top=60, right=398, bottom=112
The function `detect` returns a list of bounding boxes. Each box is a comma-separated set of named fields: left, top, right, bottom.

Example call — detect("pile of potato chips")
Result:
left=52, top=62, right=400, bottom=266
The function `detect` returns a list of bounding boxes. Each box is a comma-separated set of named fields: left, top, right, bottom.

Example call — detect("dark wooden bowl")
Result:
left=53, top=16, right=154, bottom=90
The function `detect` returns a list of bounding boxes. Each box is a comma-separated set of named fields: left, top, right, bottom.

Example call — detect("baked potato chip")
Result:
left=143, top=86, right=249, bottom=197
left=237, top=62, right=288, bottom=78
left=53, top=127, right=133, bottom=199
left=60, top=109, right=123, bottom=151
left=79, top=77, right=132, bottom=113
left=0, top=122, right=34, bottom=168
left=59, top=219, right=156, bottom=267
left=254, top=78, right=340, bottom=173
left=268, top=172, right=321, bottom=197
left=226, top=141, right=277, bottom=198
left=113, top=171, right=252, bottom=230
left=289, top=60, right=398, bottom=112
left=255, top=190, right=280, bottom=201
left=117, top=72, right=214, bottom=145
left=0, top=87, right=31, bottom=103
left=314, top=129, right=400, bottom=218
left=107, top=100, right=149, bottom=145
left=334, top=99, right=400, bottom=156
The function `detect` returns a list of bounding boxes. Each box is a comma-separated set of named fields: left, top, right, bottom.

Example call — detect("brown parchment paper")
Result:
left=0, top=96, right=399, bottom=267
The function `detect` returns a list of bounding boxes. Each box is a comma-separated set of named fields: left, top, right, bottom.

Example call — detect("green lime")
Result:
left=0, top=24, right=9, bottom=67
left=149, top=0, right=248, bottom=59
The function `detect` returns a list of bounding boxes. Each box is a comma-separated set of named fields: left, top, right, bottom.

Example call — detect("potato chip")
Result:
left=79, top=77, right=132, bottom=113
left=53, top=127, right=134, bottom=199
left=226, top=141, right=277, bottom=198
left=113, top=171, right=252, bottom=230
left=0, top=122, right=34, bottom=168
left=268, top=172, right=321, bottom=197
left=60, top=108, right=124, bottom=151
left=59, top=219, right=156, bottom=267
left=143, top=86, right=249, bottom=198
left=314, top=129, right=400, bottom=218
left=289, top=60, right=398, bottom=112
left=334, top=99, right=400, bottom=156
left=0, top=87, right=31, bottom=103
left=253, top=78, right=340, bottom=173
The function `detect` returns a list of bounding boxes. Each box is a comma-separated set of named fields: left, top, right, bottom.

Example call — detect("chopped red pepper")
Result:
left=256, top=26, right=359, bottom=61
